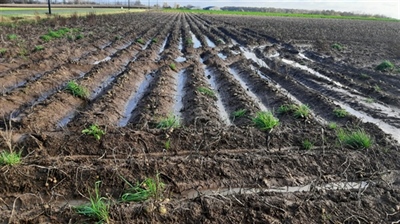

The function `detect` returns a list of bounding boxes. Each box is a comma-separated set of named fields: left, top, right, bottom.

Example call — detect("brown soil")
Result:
left=1, top=11, right=400, bottom=223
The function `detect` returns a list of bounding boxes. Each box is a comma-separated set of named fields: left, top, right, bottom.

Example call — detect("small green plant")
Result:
left=373, top=84, right=381, bottom=92
left=186, top=38, right=193, bottom=45
left=34, top=45, right=45, bottom=52
left=156, top=114, right=180, bottom=129
left=82, top=124, right=105, bottom=140
left=76, top=33, right=84, bottom=40
left=164, top=139, right=171, bottom=151
left=65, top=80, right=89, bottom=99
left=333, top=108, right=348, bottom=118
left=331, top=43, right=343, bottom=51
left=7, top=34, right=18, bottom=41
left=169, top=63, right=176, bottom=71
left=114, top=35, right=122, bottom=40
left=217, top=39, right=225, bottom=44
left=197, top=87, right=216, bottom=98
left=328, top=122, right=337, bottom=129
left=302, top=139, right=313, bottom=150
left=232, top=109, right=247, bottom=119
left=120, top=174, right=165, bottom=202
left=151, top=38, right=158, bottom=43
left=337, top=128, right=372, bottom=149
left=0, top=151, right=21, bottom=166
left=136, top=38, right=145, bottom=44
left=252, top=111, right=279, bottom=131
left=277, top=105, right=291, bottom=114
left=376, top=60, right=395, bottom=72
left=40, top=34, right=52, bottom=42
left=0, top=48, right=7, bottom=55
left=75, top=181, right=110, bottom=223
left=360, top=73, right=370, bottom=79
left=365, top=98, right=374, bottom=103
left=293, top=104, right=310, bottom=119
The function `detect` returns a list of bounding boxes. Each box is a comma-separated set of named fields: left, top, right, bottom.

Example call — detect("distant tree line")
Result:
left=220, top=6, right=390, bottom=19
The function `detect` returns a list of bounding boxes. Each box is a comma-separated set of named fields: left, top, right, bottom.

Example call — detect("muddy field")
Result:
left=1, top=12, right=400, bottom=223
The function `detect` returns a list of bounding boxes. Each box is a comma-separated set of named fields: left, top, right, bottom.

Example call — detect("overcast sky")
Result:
left=156, top=0, right=400, bottom=19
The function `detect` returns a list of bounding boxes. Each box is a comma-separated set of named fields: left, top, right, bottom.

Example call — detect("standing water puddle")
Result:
left=175, top=56, right=187, bottom=63
left=93, top=56, right=112, bottom=65
left=217, top=53, right=227, bottom=60
left=158, top=34, right=170, bottom=54
left=118, top=73, right=155, bottom=127
left=205, top=36, right=216, bottom=48
left=203, top=65, right=232, bottom=125
left=239, top=46, right=270, bottom=68
left=228, top=68, right=268, bottom=111
left=182, top=181, right=369, bottom=199
left=178, top=36, right=184, bottom=51
left=280, top=58, right=343, bottom=88
left=173, top=69, right=187, bottom=117
left=142, top=39, right=152, bottom=50
left=190, top=31, right=202, bottom=49
left=56, top=111, right=76, bottom=129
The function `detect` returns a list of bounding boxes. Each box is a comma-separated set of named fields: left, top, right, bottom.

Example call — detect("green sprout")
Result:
left=333, top=108, right=348, bottom=118
left=34, top=45, right=45, bottom=52
left=252, top=111, right=279, bottom=131
left=293, top=104, right=310, bottom=119
left=337, top=128, right=373, bottom=149
left=136, top=38, right=145, bottom=44
left=277, top=104, right=291, bottom=114
left=82, top=124, right=105, bottom=140
left=186, top=38, right=193, bottom=45
left=373, top=84, right=381, bottom=92
left=169, top=63, right=176, bottom=71
left=232, top=109, right=247, bottom=119
left=7, top=34, right=18, bottom=41
left=0, top=48, right=7, bottom=55
left=65, top=80, right=89, bottom=99
left=164, top=139, right=171, bottom=151
left=75, top=181, right=110, bottom=223
left=120, top=174, right=165, bottom=202
left=365, top=98, right=374, bottom=103
left=302, top=140, right=313, bottom=150
left=197, top=87, right=216, bottom=98
left=156, top=114, right=180, bottom=129
left=0, top=151, right=21, bottom=166
left=151, top=38, right=158, bottom=43
left=376, top=60, right=395, bottom=72
left=76, top=33, right=84, bottom=40
left=331, top=43, right=343, bottom=51
left=328, top=122, right=338, bottom=130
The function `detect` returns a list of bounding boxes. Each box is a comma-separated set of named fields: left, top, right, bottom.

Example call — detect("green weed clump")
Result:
left=376, top=60, right=395, bottom=72
left=65, top=80, right=89, bottom=99
left=136, top=38, right=145, bottom=44
left=34, top=45, right=44, bottom=52
left=232, top=109, right=247, bottom=119
left=169, top=63, right=176, bottom=71
left=75, top=181, right=110, bottom=223
left=328, top=122, right=338, bottom=130
left=186, top=38, right=193, bottom=45
left=333, top=108, right=348, bottom=118
left=277, top=105, right=291, bottom=114
left=156, top=114, right=180, bottom=129
left=82, top=124, right=105, bottom=140
left=40, top=27, right=72, bottom=42
left=197, top=87, right=216, bottom=98
left=331, top=43, right=343, bottom=51
left=7, top=34, right=17, bottom=40
left=0, top=151, right=21, bottom=166
left=302, top=140, right=313, bottom=150
left=252, top=111, right=279, bottom=131
left=0, top=48, right=7, bottom=55
left=293, top=104, right=310, bottom=118
left=151, top=38, right=158, bottom=43
left=120, top=175, right=165, bottom=202
left=337, top=129, right=373, bottom=149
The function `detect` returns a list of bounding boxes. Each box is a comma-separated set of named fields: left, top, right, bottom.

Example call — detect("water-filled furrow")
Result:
left=118, top=72, right=156, bottom=127
left=190, top=31, right=202, bottom=49
left=228, top=68, right=268, bottom=111
left=173, top=69, right=187, bottom=118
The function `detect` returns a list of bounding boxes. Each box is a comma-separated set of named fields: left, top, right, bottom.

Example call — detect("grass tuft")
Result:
left=197, top=87, right=216, bottom=98
left=7, top=34, right=17, bottom=40
left=65, top=80, right=89, bottom=99
left=331, top=43, right=343, bottom=51
left=376, top=60, right=395, bottom=72
left=252, top=111, right=279, bottom=131
left=75, top=181, right=110, bottom=223
left=136, top=38, right=145, bottom=44
left=302, top=140, right=313, bottom=150
left=34, top=45, right=44, bottom=52
left=169, top=63, right=176, bottom=71
left=120, top=174, right=165, bottom=202
left=0, top=48, right=7, bottom=55
left=156, top=114, right=180, bottom=129
left=82, top=124, right=105, bottom=140
left=333, top=108, right=348, bottom=118
left=232, top=109, right=247, bottom=119
left=0, top=151, right=21, bottom=166
left=328, top=122, right=338, bottom=130
left=277, top=105, right=291, bottom=114
left=293, top=104, right=310, bottom=119
left=337, top=128, right=373, bottom=149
